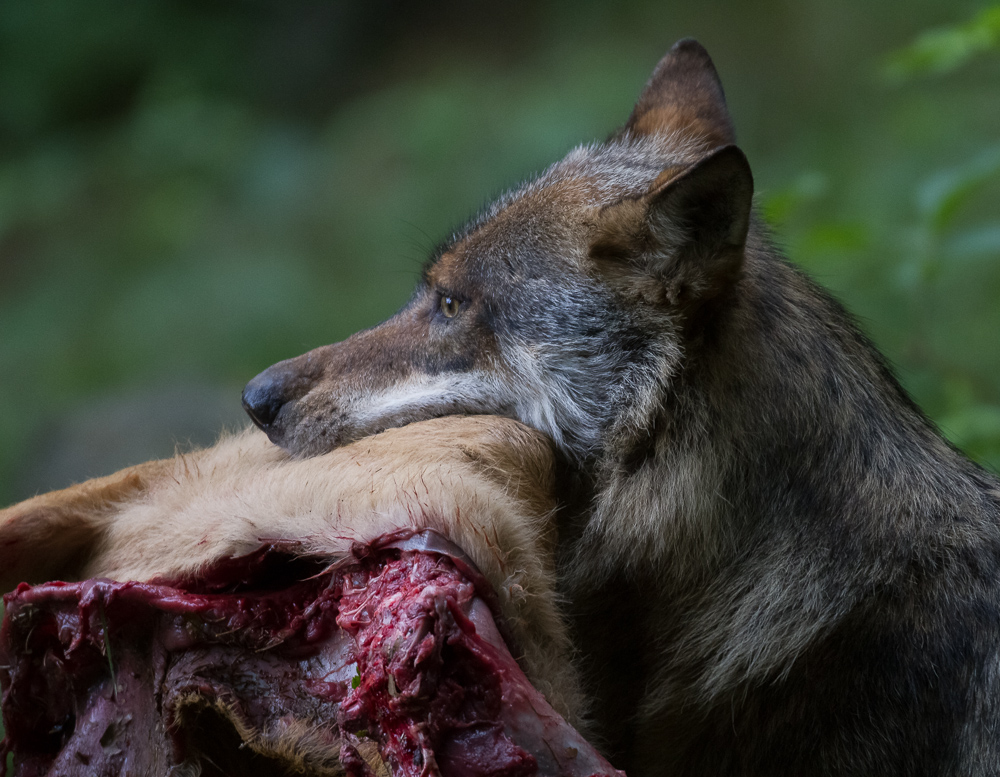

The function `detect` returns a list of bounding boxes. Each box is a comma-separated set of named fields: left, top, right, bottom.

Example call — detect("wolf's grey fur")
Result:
left=242, top=39, right=1000, bottom=777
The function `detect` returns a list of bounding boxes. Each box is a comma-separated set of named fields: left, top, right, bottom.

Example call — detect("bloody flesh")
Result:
left=0, top=531, right=624, bottom=777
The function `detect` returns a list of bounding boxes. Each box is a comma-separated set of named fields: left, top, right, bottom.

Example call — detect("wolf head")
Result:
left=242, top=40, right=753, bottom=465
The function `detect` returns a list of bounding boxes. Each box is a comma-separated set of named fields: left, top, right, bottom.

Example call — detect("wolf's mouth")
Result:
left=0, top=531, right=622, bottom=777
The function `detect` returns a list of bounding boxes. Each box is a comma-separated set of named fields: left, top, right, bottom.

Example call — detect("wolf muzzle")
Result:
left=241, top=362, right=294, bottom=430
left=242, top=354, right=322, bottom=436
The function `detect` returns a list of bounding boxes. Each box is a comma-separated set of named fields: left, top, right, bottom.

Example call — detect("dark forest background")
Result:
left=2, top=0, right=1000, bottom=756
left=2, top=1, right=999, bottom=506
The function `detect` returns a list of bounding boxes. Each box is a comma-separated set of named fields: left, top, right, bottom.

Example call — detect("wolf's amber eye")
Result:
left=440, top=295, right=461, bottom=318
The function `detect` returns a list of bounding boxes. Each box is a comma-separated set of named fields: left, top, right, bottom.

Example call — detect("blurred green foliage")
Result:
left=761, top=3, right=1000, bottom=475
left=0, top=0, right=995, bottom=507
left=884, top=5, right=1000, bottom=79
left=1, top=0, right=1000, bottom=754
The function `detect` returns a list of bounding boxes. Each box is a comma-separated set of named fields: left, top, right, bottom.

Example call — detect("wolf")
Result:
left=240, top=39, right=1000, bottom=776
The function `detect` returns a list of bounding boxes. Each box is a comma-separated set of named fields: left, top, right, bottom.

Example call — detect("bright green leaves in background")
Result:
left=884, top=5, right=1000, bottom=80
left=891, top=6, right=1000, bottom=471
left=905, top=135, right=1000, bottom=468
left=762, top=3, right=1000, bottom=474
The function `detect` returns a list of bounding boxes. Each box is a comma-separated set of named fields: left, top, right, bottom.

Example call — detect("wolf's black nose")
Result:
left=242, top=367, right=291, bottom=430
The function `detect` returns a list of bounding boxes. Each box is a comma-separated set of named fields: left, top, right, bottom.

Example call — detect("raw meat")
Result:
left=1, top=531, right=622, bottom=777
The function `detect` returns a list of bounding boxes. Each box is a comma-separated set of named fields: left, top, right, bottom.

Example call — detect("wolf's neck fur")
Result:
left=564, top=227, right=1000, bottom=717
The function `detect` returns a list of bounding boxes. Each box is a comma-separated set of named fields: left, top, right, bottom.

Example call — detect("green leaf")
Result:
left=799, top=222, right=870, bottom=254
left=943, top=223, right=1000, bottom=261
left=760, top=171, right=829, bottom=227
left=917, top=146, right=1000, bottom=233
left=884, top=6, right=1000, bottom=81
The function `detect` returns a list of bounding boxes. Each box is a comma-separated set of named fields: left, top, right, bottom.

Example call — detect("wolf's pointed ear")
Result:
left=625, top=39, right=735, bottom=147
left=592, top=145, right=753, bottom=311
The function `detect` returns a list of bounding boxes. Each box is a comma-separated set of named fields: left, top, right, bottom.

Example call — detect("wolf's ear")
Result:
left=592, top=144, right=753, bottom=310
left=625, top=39, right=735, bottom=147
